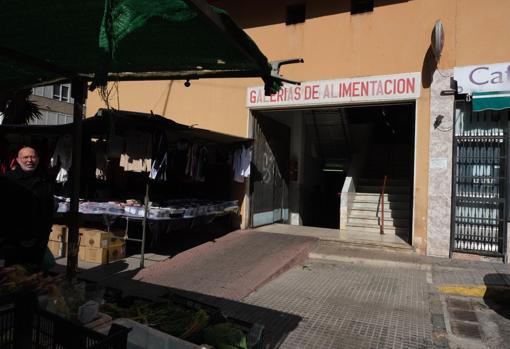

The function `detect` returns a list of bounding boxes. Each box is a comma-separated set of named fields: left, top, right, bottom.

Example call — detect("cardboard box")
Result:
left=80, top=229, right=124, bottom=248
left=78, top=245, right=86, bottom=261
left=84, top=242, right=125, bottom=264
left=80, top=229, right=109, bottom=248
left=50, top=224, right=68, bottom=242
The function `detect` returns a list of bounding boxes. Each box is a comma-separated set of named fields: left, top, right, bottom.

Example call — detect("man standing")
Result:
left=2, top=146, right=54, bottom=266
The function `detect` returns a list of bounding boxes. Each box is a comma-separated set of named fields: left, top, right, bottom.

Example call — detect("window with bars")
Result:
left=53, top=83, right=71, bottom=102
left=452, top=100, right=509, bottom=256
left=29, top=111, right=73, bottom=126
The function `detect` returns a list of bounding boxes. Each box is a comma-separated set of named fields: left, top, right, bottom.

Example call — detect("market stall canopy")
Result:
left=0, top=108, right=252, bottom=144
left=472, top=91, right=510, bottom=112
left=0, top=0, right=286, bottom=93
left=86, top=108, right=252, bottom=144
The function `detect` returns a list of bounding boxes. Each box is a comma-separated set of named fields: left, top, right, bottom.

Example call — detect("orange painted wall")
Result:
left=86, top=0, right=510, bottom=253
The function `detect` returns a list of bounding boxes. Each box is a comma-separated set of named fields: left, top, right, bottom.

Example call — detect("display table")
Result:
left=55, top=197, right=240, bottom=253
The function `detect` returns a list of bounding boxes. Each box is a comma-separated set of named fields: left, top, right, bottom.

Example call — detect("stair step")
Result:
left=350, top=202, right=410, bottom=211
left=357, top=178, right=411, bottom=186
left=350, top=193, right=410, bottom=203
left=357, top=185, right=411, bottom=194
left=348, top=209, right=410, bottom=219
left=347, top=217, right=409, bottom=227
left=346, top=224, right=396, bottom=234
left=346, top=223, right=408, bottom=235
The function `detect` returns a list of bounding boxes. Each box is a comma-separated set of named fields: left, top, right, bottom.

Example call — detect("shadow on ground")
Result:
left=483, top=273, right=510, bottom=320
left=75, top=260, right=302, bottom=349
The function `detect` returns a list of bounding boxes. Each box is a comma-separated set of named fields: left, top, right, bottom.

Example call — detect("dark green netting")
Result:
left=0, top=0, right=277, bottom=92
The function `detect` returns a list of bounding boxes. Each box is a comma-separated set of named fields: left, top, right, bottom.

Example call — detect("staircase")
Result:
left=345, top=144, right=412, bottom=239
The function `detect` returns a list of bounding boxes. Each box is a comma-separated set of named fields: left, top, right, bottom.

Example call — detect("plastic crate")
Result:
left=167, top=293, right=265, bottom=349
left=95, top=318, right=202, bottom=349
left=216, top=317, right=265, bottom=349
left=0, top=292, right=130, bottom=349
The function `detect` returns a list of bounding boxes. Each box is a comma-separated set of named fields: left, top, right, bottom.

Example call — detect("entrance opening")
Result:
left=250, top=102, right=415, bottom=243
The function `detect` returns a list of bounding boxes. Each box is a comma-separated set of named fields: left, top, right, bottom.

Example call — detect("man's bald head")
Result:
left=16, top=147, right=39, bottom=172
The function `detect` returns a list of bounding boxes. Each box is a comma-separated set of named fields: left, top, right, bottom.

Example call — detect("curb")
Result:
left=308, top=252, right=432, bottom=271
left=437, top=284, right=510, bottom=300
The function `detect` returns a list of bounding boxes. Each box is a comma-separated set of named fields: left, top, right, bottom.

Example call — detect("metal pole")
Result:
left=140, top=182, right=149, bottom=268
left=66, top=79, right=87, bottom=280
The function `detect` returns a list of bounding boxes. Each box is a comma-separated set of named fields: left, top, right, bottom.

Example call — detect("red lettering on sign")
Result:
left=304, top=86, right=312, bottom=100
left=396, top=79, right=406, bottom=93
left=323, top=84, right=331, bottom=98
left=277, top=88, right=284, bottom=102
left=257, top=90, right=263, bottom=103
left=295, top=86, right=301, bottom=99
left=376, top=81, right=384, bottom=95
left=384, top=80, right=392, bottom=94
left=312, top=85, right=319, bottom=99
left=352, top=82, right=360, bottom=97
left=370, top=81, right=377, bottom=95
left=341, top=82, right=352, bottom=97
left=406, top=78, right=415, bottom=93
left=360, top=81, right=369, bottom=96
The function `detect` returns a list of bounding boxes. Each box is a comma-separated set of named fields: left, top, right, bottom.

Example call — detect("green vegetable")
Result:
left=203, top=322, right=247, bottom=349
left=102, top=301, right=211, bottom=339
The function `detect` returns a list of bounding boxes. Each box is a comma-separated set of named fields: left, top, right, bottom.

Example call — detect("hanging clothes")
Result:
left=240, top=146, right=251, bottom=178
left=233, top=145, right=251, bottom=183
left=119, top=131, right=152, bottom=172
left=149, top=131, right=169, bottom=181
left=50, top=135, right=72, bottom=183
left=195, top=146, right=207, bottom=182
left=93, top=140, right=108, bottom=180
left=168, top=140, right=189, bottom=178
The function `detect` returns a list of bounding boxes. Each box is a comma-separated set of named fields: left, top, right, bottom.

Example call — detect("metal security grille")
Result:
left=452, top=105, right=508, bottom=256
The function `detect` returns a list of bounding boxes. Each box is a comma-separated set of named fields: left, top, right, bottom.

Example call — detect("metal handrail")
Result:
left=380, top=175, right=388, bottom=235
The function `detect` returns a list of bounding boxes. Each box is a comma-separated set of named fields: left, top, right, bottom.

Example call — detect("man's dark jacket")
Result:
left=1, top=166, right=54, bottom=265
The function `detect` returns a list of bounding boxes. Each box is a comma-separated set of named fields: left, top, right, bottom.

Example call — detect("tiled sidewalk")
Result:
left=242, top=259, right=433, bottom=349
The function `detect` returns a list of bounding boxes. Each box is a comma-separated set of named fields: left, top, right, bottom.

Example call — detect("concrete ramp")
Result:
left=134, top=229, right=317, bottom=300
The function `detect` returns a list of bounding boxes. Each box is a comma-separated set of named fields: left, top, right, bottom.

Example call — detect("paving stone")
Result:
left=449, top=309, right=478, bottom=322
left=450, top=321, right=482, bottom=339
left=431, top=313, right=447, bottom=331
left=242, top=259, right=433, bottom=349
left=446, top=297, right=473, bottom=310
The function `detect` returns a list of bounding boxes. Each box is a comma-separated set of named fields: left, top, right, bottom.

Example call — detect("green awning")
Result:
left=472, top=91, right=510, bottom=112
left=0, top=0, right=281, bottom=93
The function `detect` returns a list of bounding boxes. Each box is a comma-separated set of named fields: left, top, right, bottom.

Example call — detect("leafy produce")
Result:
left=101, top=300, right=210, bottom=339
left=0, top=265, right=63, bottom=296
left=203, top=322, right=248, bottom=349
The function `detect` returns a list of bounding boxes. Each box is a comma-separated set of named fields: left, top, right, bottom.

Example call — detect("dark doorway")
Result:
left=250, top=102, right=415, bottom=241
left=250, top=114, right=290, bottom=227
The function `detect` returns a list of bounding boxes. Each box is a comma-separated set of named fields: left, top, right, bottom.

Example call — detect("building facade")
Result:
left=31, top=83, right=75, bottom=125
left=86, top=0, right=510, bottom=260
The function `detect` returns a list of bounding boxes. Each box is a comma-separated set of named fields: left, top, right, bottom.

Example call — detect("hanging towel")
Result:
left=233, top=146, right=252, bottom=183
left=120, top=131, right=152, bottom=172
left=51, top=135, right=72, bottom=183
left=240, top=146, right=252, bottom=178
